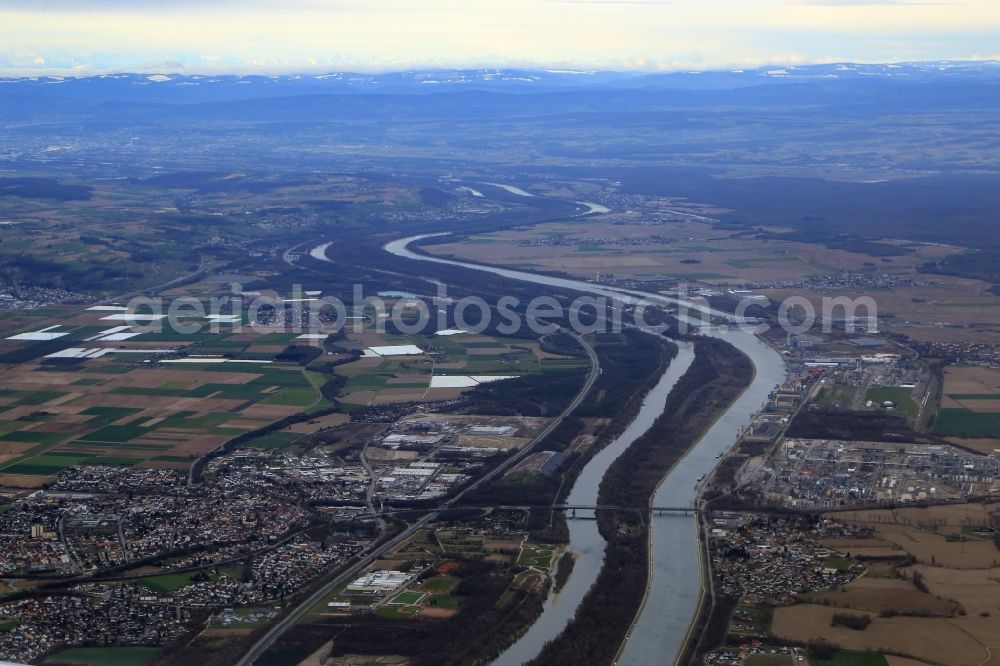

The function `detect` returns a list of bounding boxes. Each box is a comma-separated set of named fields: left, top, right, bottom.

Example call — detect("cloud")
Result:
left=792, top=1, right=938, bottom=4
left=0, top=0, right=260, bottom=7
left=1, top=0, right=998, bottom=76
left=542, top=1, right=678, bottom=4
left=0, top=0, right=368, bottom=8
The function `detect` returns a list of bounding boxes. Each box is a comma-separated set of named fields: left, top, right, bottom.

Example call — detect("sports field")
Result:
left=864, top=387, right=919, bottom=420
left=419, top=575, right=458, bottom=593
left=389, top=591, right=425, bottom=605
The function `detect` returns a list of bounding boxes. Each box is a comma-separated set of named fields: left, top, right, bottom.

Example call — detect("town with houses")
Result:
left=0, top=399, right=558, bottom=663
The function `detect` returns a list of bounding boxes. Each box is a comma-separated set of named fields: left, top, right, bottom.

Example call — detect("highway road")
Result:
left=235, top=330, right=599, bottom=666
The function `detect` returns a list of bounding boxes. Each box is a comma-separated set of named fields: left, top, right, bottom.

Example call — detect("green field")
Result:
left=81, top=364, right=134, bottom=374
left=109, top=386, right=189, bottom=397
left=420, top=575, right=457, bottom=593
left=865, top=387, right=919, bottom=419
left=83, top=455, right=143, bottom=467
left=0, top=355, right=323, bottom=476
left=218, top=566, right=247, bottom=581
left=66, top=441, right=171, bottom=452
left=43, top=646, right=160, bottom=666
left=0, top=430, right=69, bottom=445
left=933, top=408, right=1000, bottom=438
left=726, top=255, right=804, bottom=269
left=151, top=454, right=195, bottom=463
left=78, top=423, right=152, bottom=443
left=13, top=390, right=67, bottom=405
left=261, top=387, right=317, bottom=407
left=156, top=412, right=236, bottom=429
left=343, top=371, right=393, bottom=393
left=0, top=453, right=94, bottom=475
left=186, top=383, right=268, bottom=400
left=389, top=590, right=425, bottom=605
left=517, top=544, right=556, bottom=569
left=81, top=406, right=144, bottom=425
left=430, top=593, right=460, bottom=610
left=822, top=556, right=854, bottom=572
left=245, top=431, right=301, bottom=449
left=137, top=566, right=246, bottom=594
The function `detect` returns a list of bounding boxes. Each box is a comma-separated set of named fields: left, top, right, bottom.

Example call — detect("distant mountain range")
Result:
left=2, top=61, right=999, bottom=105
left=1, top=61, right=998, bottom=130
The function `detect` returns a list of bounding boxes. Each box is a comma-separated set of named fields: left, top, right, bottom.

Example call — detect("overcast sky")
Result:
left=2, top=0, right=999, bottom=76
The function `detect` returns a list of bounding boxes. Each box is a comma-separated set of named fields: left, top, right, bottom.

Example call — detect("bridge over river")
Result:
left=372, top=504, right=700, bottom=517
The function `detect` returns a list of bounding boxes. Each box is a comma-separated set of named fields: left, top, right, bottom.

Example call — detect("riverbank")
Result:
left=525, top=338, right=755, bottom=666
left=383, top=235, right=787, bottom=665
left=491, top=333, right=684, bottom=666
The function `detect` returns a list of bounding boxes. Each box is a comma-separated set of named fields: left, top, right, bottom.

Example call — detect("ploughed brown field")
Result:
left=771, top=604, right=993, bottom=666
left=427, top=218, right=1000, bottom=344
left=773, top=504, right=1000, bottom=666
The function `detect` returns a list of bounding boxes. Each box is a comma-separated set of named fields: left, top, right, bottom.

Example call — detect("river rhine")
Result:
left=377, top=235, right=786, bottom=665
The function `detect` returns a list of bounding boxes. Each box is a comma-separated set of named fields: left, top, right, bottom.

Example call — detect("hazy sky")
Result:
left=2, top=0, right=999, bottom=76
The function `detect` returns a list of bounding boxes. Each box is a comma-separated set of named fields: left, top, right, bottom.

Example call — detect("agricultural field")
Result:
left=426, top=216, right=1000, bottom=345
left=426, top=218, right=925, bottom=283
left=770, top=504, right=1000, bottom=666
left=769, top=282, right=1000, bottom=345
left=0, top=172, right=418, bottom=300
left=333, top=325, right=586, bottom=407
left=771, top=603, right=984, bottom=666
left=804, top=576, right=958, bottom=616
left=935, top=366, right=1000, bottom=440
left=834, top=503, right=1000, bottom=567
left=0, top=308, right=327, bottom=486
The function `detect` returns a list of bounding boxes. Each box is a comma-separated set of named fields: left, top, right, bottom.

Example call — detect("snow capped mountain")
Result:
left=2, top=61, right=999, bottom=98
